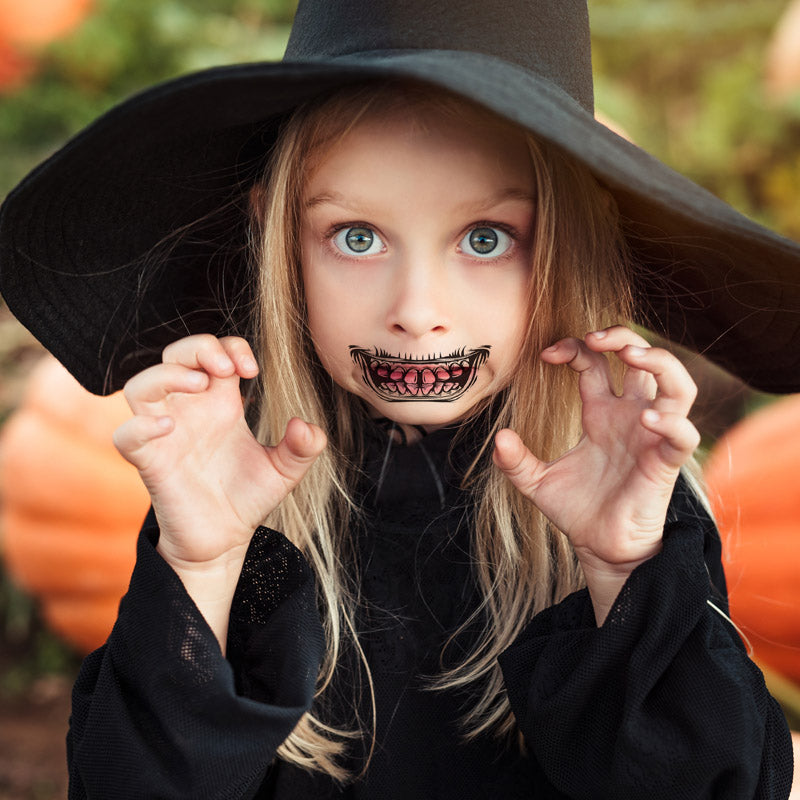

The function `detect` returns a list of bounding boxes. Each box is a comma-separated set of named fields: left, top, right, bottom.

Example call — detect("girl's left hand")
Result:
left=493, top=326, right=700, bottom=621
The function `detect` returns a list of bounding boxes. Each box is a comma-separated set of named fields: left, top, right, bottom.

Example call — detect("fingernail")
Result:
left=188, top=370, right=205, bottom=386
left=643, top=409, right=660, bottom=423
left=242, top=356, right=258, bottom=372
left=217, top=355, right=234, bottom=371
left=543, top=343, right=559, bottom=352
left=591, top=330, right=607, bottom=339
left=157, top=416, right=173, bottom=430
left=628, top=346, right=646, bottom=357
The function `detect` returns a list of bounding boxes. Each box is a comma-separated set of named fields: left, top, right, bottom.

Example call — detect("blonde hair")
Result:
left=248, top=82, right=636, bottom=779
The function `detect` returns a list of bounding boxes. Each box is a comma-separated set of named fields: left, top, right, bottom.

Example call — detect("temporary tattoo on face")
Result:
left=349, top=346, right=491, bottom=402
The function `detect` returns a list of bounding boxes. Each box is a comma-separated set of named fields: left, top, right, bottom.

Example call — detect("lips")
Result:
left=349, top=346, right=490, bottom=402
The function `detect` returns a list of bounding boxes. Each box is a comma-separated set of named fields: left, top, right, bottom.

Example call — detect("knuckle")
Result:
left=162, top=333, right=219, bottom=362
left=220, top=335, right=248, bottom=350
left=606, top=324, right=648, bottom=345
left=122, top=369, right=150, bottom=403
left=111, top=426, right=125, bottom=451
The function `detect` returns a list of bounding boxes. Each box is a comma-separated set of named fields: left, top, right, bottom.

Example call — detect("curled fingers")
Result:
left=582, top=327, right=697, bottom=415
left=585, top=326, right=656, bottom=400
left=542, top=336, right=613, bottom=400
left=641, top=409, right=701, bottom=468
left=162, top=334, right=258, bottom=379
left=123, top=363, right=209, bottom=413
left=619, top=345, right=697, bottom=416
left=113, top=414, right=174, bottom=467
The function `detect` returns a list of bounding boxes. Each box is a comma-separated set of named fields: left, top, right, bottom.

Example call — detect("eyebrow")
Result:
left=305, top=191, right=349, bottom=209
left=304, top=187, right=535, bottom=212
left=457, top=187, right=535, bottom=214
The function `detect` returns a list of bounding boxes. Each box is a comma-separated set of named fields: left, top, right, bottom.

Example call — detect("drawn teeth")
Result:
left=361, top=349, right=482, bottom=398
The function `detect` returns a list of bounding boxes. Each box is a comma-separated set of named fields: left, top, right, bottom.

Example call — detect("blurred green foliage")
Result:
left=0, top=0, right=298, bottom=197
left=590, top=0, right=800, bottom=239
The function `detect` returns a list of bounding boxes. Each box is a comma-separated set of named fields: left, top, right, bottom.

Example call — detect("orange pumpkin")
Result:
left=704, top=394, right=800, bottom=683
left=0, top=33, right=34, bottom=91
left=0, top=0, right=92, bottom=47
left=0, top=355, right=149, bottom=653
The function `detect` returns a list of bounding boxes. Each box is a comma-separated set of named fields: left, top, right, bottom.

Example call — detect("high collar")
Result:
left=359, top=416, right=489, bottom=518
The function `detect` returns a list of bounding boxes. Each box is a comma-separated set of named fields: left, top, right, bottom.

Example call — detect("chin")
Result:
left=367, top=393, right=485, bottom=428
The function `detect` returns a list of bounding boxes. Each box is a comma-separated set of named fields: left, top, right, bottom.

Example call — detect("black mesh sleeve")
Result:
left=67, top=516, right=324, bottom=800
left=498, top=485, right=793, bottom=799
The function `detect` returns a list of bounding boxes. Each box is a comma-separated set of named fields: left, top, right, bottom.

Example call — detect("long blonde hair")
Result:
left=248, top=81, right=635, bottom=779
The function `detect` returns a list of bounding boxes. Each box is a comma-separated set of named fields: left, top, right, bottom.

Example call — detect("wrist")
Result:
left=156, top=543, right=249, bottom=654
left=578, top=546, right=662, bottom=626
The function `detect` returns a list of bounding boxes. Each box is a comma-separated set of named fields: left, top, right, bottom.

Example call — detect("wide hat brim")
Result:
left=2, top=49, right=800, bottom=394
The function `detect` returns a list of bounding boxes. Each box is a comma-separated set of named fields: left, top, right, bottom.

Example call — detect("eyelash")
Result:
left=323, top=220, right=522, bottom=260
left=325, top=222, right=383, bottom=260
left=458, top=220, right=520, bottom=261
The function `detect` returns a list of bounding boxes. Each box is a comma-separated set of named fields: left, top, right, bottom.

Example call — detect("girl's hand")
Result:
left=493, top=326, right=700, bottom=623
left=113, top=334, right=326, bottom=572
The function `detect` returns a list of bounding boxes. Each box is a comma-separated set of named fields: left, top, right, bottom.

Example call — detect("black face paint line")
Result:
left=349, top=346, right=491, bottom=402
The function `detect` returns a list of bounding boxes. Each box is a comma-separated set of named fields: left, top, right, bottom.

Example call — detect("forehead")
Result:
left=302, top=103, right=534, bottom=200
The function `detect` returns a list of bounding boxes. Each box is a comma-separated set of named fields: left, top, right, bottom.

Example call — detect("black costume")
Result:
left=67, top=423, right=793, bottom=799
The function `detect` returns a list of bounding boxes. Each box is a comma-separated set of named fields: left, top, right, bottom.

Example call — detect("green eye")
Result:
left=461, top=226, right=512, bottom=258
left=334, top=226, right=384, bottom=256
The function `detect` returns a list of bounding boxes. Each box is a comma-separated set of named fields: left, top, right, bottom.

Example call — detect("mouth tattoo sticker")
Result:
left=349, top=346, right=491, bottom=402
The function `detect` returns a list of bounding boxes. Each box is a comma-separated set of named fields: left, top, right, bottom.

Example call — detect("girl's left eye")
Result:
left=332, top=226, right=385, bottom=257
left=459, top=226, right=512, bottom=258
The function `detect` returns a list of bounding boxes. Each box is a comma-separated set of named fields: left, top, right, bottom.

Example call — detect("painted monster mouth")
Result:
left=349, top=346, right=491, bottom=402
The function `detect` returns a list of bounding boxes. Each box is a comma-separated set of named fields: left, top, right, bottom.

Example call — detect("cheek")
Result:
left=305, top=277, right=365, bottom=344
left=470, top=272, right=529, bottom=342
left=302, top=263, right=371, bottom=378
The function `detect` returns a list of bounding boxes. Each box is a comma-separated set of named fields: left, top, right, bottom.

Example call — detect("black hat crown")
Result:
left=284, top=0, right=594, bottom=111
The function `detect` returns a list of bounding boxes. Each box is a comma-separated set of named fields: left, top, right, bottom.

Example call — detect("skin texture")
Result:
left=114, top=107, right=700, bottom=643
left=494, top=326, right=700, bottom=623
left=300, top=110, right=534, bottom=430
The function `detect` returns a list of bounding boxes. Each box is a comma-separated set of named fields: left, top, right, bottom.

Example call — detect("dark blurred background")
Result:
left=1, top=1, right=799, bottom=797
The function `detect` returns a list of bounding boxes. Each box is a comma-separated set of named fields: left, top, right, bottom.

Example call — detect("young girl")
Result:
left=1, top=1, right=798, bottom=798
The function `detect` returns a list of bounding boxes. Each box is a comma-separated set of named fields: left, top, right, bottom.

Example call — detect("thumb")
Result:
left=493, top=428, right=546, bottom=499
left=266, top=417, right=327, bottom=491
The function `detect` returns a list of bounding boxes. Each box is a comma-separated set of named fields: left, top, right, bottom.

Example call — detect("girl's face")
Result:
left=300, top=104, right=535, bottom=430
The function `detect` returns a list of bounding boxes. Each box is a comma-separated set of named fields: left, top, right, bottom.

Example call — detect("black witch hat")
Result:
left=1, top=0, right=799, bottom=394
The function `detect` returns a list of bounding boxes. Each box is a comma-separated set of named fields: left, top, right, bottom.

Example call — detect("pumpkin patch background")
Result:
left=1, top=0, right=800, bottom=797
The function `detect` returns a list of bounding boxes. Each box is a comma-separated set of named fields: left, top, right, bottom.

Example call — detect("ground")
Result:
left=0, top=673, right=73, bottom=800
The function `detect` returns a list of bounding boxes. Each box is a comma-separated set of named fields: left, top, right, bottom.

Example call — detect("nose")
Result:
left=384, top=258, right=450, bottom=340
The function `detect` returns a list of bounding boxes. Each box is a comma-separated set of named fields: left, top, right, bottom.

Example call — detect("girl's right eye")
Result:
left=332, top=226, right=385, bottom=257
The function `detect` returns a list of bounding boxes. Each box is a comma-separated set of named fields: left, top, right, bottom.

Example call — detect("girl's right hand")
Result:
left=113, top=334, right=327, bottom=574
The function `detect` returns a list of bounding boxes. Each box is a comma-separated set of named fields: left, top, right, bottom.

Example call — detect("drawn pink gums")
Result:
left=349, top=346, right=490, bottom=402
